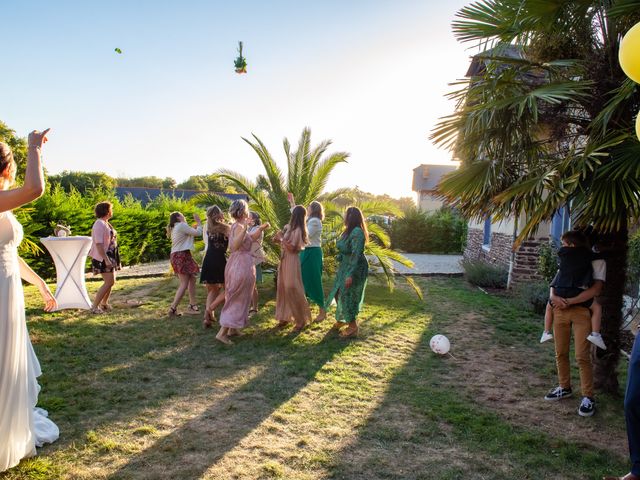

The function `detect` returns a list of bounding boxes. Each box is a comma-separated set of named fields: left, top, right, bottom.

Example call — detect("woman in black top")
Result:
left=201, top=205, right=229, bottom=327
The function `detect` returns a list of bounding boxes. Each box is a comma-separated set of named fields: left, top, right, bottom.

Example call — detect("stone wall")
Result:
left=464, top=227, right=547, bottom=287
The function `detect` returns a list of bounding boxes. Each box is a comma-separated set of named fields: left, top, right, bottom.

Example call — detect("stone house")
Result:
left=412, top=164, right=457, bottom=212
left=460, top=44, right=573, bottom=288
left=464, top=207, right=571, bottom=288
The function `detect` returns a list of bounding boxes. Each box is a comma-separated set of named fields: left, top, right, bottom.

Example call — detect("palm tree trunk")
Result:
left=593, top=226, right=628, bottom=395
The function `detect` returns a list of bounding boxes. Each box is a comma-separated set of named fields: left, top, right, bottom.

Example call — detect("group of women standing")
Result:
left=0, top=130, right=372, bottom=472
left=166, top=195, right=370, bottom=344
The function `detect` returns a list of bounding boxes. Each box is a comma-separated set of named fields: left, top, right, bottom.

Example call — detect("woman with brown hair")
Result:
left=200, top=205, right=229, bottom=328
left=167, top=211, right=202, bottom=316
left=274, top=205, right=311, bottom=331
left=0, top=130, right=59, bottom=472
left=88, top=201, right=121, bottom=313
left=287, top=194, right=327, bottom=321
left=326, top=206, right=369, bottom=338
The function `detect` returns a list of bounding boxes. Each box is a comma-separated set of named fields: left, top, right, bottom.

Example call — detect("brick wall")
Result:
left=464, top=228, right=547, bottom=287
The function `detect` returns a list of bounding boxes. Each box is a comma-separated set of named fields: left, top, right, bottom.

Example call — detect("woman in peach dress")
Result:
left=275, top=205, right=311, bottom=331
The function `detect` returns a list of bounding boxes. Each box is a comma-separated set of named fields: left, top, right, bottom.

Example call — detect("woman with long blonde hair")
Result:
left=167, top=211, right=202, bottom=316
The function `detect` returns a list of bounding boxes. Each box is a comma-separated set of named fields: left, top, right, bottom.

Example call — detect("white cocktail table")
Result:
left=41, top=236, right=93, bottom=310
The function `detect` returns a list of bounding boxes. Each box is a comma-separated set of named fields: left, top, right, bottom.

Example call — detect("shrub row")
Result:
left=17, top=186, right=206, bottom=278
left=390, top=208, right=467, bottom=254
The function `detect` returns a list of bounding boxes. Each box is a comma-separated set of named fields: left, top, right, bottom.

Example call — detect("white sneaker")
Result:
left=540, top=331, right=554, bottom=343
left=587, top=332, right=607, bottom=350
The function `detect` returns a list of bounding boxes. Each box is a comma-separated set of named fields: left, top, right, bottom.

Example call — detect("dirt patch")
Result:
left=443, top=312, right=627, bottom=455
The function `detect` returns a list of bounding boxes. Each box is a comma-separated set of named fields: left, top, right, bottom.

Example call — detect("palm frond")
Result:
left=189, top=192, right=232, bottom=209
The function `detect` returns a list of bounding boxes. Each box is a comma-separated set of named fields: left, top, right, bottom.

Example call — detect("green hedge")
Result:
left=391, top=208, right=467, bottom=253
left=17, top=186, right=205, bottom=278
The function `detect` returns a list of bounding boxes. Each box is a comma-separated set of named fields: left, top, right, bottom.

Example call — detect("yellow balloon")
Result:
left=620, top=22, right=640, bottom=84
left=636, top=111, right=640, bottom=142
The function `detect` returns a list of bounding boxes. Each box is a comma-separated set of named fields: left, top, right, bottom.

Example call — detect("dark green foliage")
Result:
left=627, top=230, right=640, bottom=295
left=391, top=208, right=467, bottom=253
left=461, top=258, right=508, bottom=289
left=17, top=186, right=205, bottom=278
left=48, top=171, right=118, bottom=194
left=537, top=241, right=558, bottom=283
left=515, top=281, right=549, bottom=314
left=116, top=176, right=176, bottom=189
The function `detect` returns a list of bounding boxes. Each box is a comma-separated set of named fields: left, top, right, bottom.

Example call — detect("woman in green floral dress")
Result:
left=326, top=206, right=369, bottom=337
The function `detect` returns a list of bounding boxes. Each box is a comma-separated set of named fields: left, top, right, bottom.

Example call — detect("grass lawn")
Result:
left=1, top=275, right=630, bottom=479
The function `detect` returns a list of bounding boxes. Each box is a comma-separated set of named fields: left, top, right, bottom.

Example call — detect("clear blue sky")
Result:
left=2, top=0, right=473, bottom=198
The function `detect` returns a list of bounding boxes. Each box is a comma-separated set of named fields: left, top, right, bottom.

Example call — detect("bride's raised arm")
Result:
left=0, top=129, right=49, bottom=213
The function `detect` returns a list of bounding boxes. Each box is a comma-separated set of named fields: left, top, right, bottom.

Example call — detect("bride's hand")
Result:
left=39, top=283, right=57, bottom=312
left=28, top=128, right=51, bottom=149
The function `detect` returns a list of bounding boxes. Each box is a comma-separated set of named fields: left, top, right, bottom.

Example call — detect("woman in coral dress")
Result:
left=275, top=205, right=311, bottom=331
left=0, top=131, right=59, bottom=473
left=215, top=200, right=269, bottom=344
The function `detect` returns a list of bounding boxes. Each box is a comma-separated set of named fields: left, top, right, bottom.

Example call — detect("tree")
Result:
left=432, top=0, right=640, bottom=393
left=215, top=127, right=421, bottom=296
left=116, top=176, right=177, bottom=189
left=48, top=171, right=117, bottom=194
left=177, top=174, right=237, bottom=193
left=0, top=121, right=27, bottom=184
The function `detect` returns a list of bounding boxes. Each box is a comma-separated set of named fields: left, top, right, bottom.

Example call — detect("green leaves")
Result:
left=434, top=0, right=640, bottom=242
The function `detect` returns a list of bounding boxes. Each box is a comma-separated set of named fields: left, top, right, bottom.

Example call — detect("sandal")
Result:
left=339, top=327, right=358, bottom=338
left=90, top=307, right=105, bottom=314
left=168, top=306, right=182, bottom=317
left=185, top=304, right=200, bottom=315
left=100, top=304, right=113, bottom=312
left=203, top=309, right=214, bottom=328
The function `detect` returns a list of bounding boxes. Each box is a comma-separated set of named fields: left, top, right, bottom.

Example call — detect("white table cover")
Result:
left=41, top=236, right=92, bottom=310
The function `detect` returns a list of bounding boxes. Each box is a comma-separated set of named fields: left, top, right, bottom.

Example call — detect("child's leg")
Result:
left=540, top=301, right=555, bottom=343
left=544, top=301, right=554, bottom=332
left=590, top=299, right=602, bottom=334
left=587, top=299, right=606, bottom=349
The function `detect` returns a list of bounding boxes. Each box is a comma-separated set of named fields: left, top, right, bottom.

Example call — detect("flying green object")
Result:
left=114, top=48, right=122, bottom=54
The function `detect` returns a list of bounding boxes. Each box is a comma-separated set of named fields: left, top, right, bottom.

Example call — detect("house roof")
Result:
left=412, top=164, right=457, bottom=192
left=114, top=187, right=248, bottom=205
left=465, top=43, right=546, bottom=85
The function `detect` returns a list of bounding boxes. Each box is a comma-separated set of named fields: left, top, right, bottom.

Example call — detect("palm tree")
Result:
left=214, top=127, right=421, bottom=297
left=432, top=1, right=640, bottom=393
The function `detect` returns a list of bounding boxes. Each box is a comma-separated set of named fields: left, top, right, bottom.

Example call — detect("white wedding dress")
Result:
left=0, top=211, right=59, bottom=472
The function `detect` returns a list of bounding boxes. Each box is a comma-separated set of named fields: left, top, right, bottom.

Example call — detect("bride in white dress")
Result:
left=0, top=130, right=59, bottom=472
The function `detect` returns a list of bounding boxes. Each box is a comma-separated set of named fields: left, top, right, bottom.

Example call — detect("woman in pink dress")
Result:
left=275, top=205, right=311, bottom=331
left=216, top=200, right=269, bottom=345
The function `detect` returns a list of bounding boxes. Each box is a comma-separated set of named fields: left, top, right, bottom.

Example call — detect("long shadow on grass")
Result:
left=327, top=279, right=628, bottom=480
left=104, top=327, right=353, bottom=479
left=29, top=279, right=291, bottom=442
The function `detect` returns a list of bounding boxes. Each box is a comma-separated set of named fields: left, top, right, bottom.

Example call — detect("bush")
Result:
left=515, top=281, right=549, bottom=315
left=391, top=208, right=467, bottom=253
left=537, top=242, right=558, bottom=283
left=16, top=185, right=206, bottom=278
left=461, top=259, right=508, bottom=289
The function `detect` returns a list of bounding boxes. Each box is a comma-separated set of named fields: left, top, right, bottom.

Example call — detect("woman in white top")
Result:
left=167, top=211, right=202, bottom=316
left=288, top=194, right=326, bottom=322
left=0, top=131, right=59, bottom=473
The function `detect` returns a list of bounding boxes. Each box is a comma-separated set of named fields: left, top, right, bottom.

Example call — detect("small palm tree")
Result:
left=215, top=128, right=421, bottom=297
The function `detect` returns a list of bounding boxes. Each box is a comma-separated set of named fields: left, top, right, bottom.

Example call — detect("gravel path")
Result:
left=113, top=253, right=463, bottom=279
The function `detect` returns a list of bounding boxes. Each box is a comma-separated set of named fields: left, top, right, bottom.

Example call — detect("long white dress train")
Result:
left=0, top=211, right=59, bottom=472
